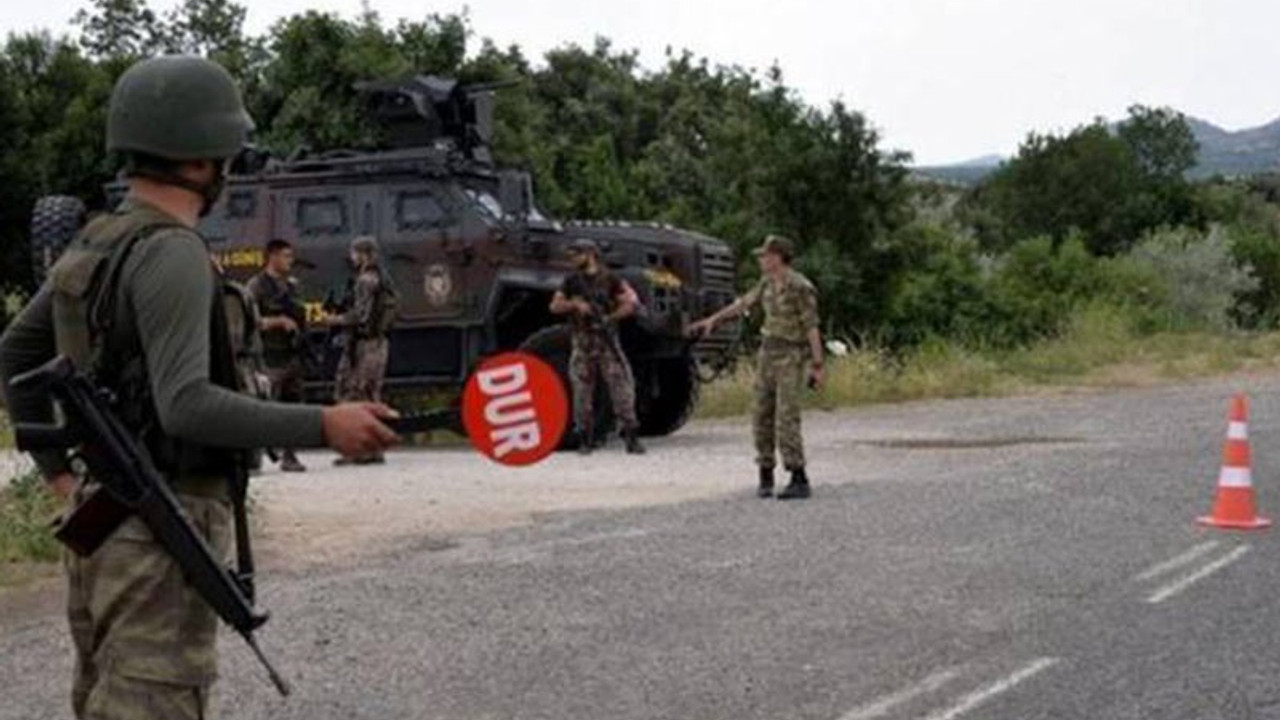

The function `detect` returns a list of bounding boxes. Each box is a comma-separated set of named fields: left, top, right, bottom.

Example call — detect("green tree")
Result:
left=72, top=0, right=164, bottom=59
left=964, top=106, right=1202, bottom=256
left=1117, top=105, right=1199, bottom=181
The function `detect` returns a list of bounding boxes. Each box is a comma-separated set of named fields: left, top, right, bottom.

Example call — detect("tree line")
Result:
left=3, top=0, right=1279, bottom=350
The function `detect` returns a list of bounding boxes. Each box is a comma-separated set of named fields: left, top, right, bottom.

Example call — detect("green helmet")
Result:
left=350, top=235, right=381, bottom=256
left=107, top=55, right=255, bottom=161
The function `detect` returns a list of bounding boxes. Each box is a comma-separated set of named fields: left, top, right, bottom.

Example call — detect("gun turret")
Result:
left=356, top=75, right=517, bottom=162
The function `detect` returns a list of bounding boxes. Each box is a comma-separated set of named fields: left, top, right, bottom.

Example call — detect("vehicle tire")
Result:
left=30, top=195, right=86, bottom=285
left=519, top=325, right=614, bottom=450
left=636, top=354, right=699, bottom=437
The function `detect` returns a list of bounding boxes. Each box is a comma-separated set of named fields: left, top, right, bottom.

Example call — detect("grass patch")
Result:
left=0, top=412, right=13, bottom=450
left=0, top=470, right=61, bottom=580
left=698, top=306, right=1280, bottom=419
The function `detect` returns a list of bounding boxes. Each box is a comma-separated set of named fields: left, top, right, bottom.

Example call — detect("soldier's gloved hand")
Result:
left=322, top=402, right=401, bottom=457
left=808, top=365, right=825, bottom=391
left=47, top=472, right=79, bottom=504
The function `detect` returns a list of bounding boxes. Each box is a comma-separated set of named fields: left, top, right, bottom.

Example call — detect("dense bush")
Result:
left=1118, top=226, right=1258, bottom=333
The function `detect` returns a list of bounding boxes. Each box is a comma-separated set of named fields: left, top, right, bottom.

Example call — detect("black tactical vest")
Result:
left=47, top=200, right=243, bottom=481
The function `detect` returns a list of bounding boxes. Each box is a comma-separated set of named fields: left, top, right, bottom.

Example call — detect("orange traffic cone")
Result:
left=1198, top=394, right=1271, bottom=530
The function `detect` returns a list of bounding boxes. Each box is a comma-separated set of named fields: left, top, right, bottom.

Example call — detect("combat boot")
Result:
left=777, top=467, right=811, bottom=500
left=757, top=467, right=775, bottom=498
left=280, top=450, right=306, bottom=473
left=623, top=429, right=646, bottom=455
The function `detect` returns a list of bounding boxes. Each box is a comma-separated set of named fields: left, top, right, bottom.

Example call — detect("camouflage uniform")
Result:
left=561, top=269, right=640, bottom=437
left=50, top=202, right=242, bottom=720
left=246, top=271, right=307, bottom=406
left=334, top=268, right=390, bottom=404
left=739, top=267, right=820, bottom=470
left=66, top=490, right=231, bottom=718
left=0, top=56, right=330, bottom=720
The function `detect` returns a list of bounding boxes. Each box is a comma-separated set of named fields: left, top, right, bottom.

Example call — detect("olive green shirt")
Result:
left=0, top=199, right=324, bottom=478
left=740, top=268, right=820, bottom=344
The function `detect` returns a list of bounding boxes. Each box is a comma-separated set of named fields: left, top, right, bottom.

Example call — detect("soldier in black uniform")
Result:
left=247, top=239, right=308, bottom=471
left=550, top=238, right=645, bottom=455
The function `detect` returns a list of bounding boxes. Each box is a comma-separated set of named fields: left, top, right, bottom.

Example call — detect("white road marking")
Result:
left=1134, top=541, right=1221, bottom=582
left=1146, top=545, right=1252, bottom=605
left=920, top=658, right=1059, bottom=720
left=837, top=667, right=961, bottom=720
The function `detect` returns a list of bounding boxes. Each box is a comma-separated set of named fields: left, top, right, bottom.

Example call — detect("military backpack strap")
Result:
left=208, top=261, right=259, bottom=602
left=48, top=213, right=184, bottom=373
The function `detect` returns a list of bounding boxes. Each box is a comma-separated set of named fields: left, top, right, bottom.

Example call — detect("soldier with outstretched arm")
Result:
left=688, top=235, right=824, bottom=499
left=0, top=56, right=399, bottom=720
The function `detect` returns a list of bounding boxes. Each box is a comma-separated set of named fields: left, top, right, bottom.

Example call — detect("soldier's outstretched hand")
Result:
left=322, top=402, right=401, bottom=457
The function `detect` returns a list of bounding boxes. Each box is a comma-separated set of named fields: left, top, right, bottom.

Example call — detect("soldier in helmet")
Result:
left=549, top=238, right=646, bottom=455
left=327, top=234, right=397, bottom=465
left=689, top=235, right=824, bottom=500
left=0, top=55, right=400, bottom=720
left=247, top=239, right=309, bottom=472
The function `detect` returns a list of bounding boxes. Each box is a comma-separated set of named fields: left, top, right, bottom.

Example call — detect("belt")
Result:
left=761, top=336, right=807, bottom=350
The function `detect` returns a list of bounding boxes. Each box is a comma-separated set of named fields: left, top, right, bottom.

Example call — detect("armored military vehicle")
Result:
left=29, top=75, right=740, bottom=441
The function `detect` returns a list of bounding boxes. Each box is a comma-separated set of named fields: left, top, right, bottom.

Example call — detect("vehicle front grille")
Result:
left=698, top=245, right=736, bottom=293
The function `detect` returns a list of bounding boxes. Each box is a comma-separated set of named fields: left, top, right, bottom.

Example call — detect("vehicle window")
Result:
left=466, top=188, right=504, bottom=219
left=297, top=197, right=347, bottom=235
left=227, top=190, right=256, bottom=219
left=397, top=191, right=446, bottom=230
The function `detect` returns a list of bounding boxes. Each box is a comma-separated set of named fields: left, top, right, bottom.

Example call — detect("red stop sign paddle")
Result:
left=461, top=352, right=568, bottom=466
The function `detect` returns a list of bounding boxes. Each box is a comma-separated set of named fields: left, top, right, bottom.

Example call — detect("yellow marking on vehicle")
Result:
left=214, top=248, right=265, bottom=269
left=303, top=301, right=334, bottom=325
left=644, top=268, right=683, bottom=289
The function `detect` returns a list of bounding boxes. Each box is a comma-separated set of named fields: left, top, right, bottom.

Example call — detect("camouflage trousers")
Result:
left=335, top=336, right=389, bottom=403
left=264, top=356, right=306, bottom=404
left=753, top=344, right=807, bottom=470
left=66, top=491, right=232, bottom=720
left=570, top=334, right=639, bottom=433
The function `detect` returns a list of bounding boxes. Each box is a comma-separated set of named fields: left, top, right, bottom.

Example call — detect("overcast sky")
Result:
left=4, top=0, right=1277, bottom=165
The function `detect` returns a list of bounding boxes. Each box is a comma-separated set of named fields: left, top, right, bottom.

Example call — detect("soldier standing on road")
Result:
left=549, top=238, right=646, bottom=455
left=329, top=235, right=395, bottom=465
left=0, top=56, right=400, bottom=720
left=689, top=235, right=824, bottom=499
left=248, top=239, right=309, bottom=472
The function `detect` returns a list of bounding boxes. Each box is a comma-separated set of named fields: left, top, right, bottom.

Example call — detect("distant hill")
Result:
left=1188, top=117, right=1280, bottom=178
left=913, top=115, right=1280, bottom=185
left=912, top=154, right=1005, bottom=185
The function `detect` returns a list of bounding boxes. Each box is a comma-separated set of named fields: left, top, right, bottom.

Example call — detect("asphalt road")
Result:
left=5, top=376, right=1280, bottom=719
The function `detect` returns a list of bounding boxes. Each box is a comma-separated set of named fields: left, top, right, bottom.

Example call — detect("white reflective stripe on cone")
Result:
left=1219, top=466, right=1253, bottom=488
left=1228, top=422, right=1249, bottom=440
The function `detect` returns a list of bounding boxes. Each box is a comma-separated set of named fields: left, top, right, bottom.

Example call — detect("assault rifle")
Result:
left=383, top=406, right=465, bottom=437
left=9, top=357, right=463, bottom=697
left=577, top=284, right=628, bottom=362
left=10, top=356, right=292, bottom=696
